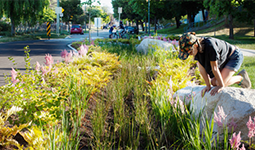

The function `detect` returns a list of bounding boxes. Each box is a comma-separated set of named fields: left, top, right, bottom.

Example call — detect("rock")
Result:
left=174, top=86, right=255, bottom=141
left=136, top=38, right=176, bottom=54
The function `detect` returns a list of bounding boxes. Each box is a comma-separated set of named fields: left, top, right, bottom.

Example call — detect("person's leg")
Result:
left=212, top=48, right=245, bottom=87
left=211, top=68, right=242, bottom=86
left=220, top=68, right=242, bottom=86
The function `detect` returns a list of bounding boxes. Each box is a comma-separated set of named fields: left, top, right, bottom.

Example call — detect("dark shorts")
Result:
left=225, top=49, right=243, bottom=72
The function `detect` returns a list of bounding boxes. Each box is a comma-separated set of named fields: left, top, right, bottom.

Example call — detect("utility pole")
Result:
left=148, top=0, right=150, bottom=35
left=84, top=5, right=87, bottom=32
left=89, top=6, right=91, bottom=42
left=57, top=0, right=60, bottom=36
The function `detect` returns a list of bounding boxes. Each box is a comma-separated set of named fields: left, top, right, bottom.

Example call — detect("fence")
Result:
left=183, top=18, right=225, bottom=33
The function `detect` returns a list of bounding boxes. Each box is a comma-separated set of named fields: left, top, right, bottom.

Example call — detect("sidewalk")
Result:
left=240, top=48, right=255, bottom=57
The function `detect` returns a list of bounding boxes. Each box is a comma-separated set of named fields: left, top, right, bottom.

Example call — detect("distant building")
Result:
left=194, top=10, right=208, bottom=22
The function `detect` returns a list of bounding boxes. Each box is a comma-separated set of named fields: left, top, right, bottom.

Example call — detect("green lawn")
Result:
left=157, top=21, right=255, bottom=50
left=230, top=56, right=255, bottom=89
left=0, top=31, right=70, bottom=43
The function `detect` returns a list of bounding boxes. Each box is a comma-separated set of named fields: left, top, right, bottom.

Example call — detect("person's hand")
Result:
left=201, top=86, right=211, bottom=97
left=210, top=86, right=223, bottom=96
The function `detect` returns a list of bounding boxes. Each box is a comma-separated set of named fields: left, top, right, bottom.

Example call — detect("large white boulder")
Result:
left=136, top=38, right=176, bottom=54
left=174, top=86, right=255, bottom=141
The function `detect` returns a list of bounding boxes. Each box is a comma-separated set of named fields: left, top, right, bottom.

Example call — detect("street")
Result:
left=0, top=29, right=109, bottom=86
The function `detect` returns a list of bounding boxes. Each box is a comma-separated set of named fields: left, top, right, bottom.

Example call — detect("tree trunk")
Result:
left=228, top=14, right=234, bottom=39
left=10, top=10, right=15, bottom=36
left=154, top=16, right=157, bottom=33
left=175, top=17, right=181, bottom=29
left=136, top=19, right=139, bottom=34
left=145, top=20, right=147, bottom=33
left=254, top=18, right=255, bottom=37
left=140, top=21, right=144, bottom=31
left=202, top=9, right=206, bottom=22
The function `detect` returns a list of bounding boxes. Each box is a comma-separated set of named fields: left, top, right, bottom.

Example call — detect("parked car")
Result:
left=70, top=24, right=83, bottom=34
left=125, top=26, right=138, bottom=34
left=103, top=24, right=109, bottom=29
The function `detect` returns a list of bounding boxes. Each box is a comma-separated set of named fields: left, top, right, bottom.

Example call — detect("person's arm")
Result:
left=210, top=61, right=224, bottom=95
left=198, top=62, right=210, bottom=87
left=197, top=62, right=211, bottom=97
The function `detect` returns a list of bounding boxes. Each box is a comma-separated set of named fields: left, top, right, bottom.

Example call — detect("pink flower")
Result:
left=163, top=37, right=167, bottom=42
left=11, top=68, right=19, bottom=85
left=228, top=117, right=237, bottom=131
left=172, top=39, right=178, bottom=47
left=11, top=67, right=18, bottom=81
left=158, top=36, right=161, bottom=40
left=214, top=106, right=227, bottom=128
left=45, top=54, right=54, bottom=66
left=240, top=144, right=246, bottom=150
left=64, top=51, right=73, bottom=63
left=61, top=49, right=69, bottom=58
left=168, top=38, right=171, bottom=43
left=53, top=68, right=58, bottom=74
left=41, top=66, right=47, bottom=75
left=217, top=106, right=227, bottom=121
left=214, top=111, right=223, bottom=127
left=246, top=116, right=255, bottom=138
left=35, top=61, right=40, bottom=72
left=229, top=131, right=241, bottom=149
left=78, top=44, right=88, bottom=56
left=73, top=52, right=79, bottom=57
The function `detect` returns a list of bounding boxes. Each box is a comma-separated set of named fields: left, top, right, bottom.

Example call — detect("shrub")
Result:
left=0, top=21, right=11, bottom=32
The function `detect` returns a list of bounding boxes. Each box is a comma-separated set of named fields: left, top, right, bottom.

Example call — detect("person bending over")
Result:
left=178, top=32, right=251, bottom=96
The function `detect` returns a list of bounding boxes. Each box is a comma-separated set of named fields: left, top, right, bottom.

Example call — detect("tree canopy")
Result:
left=0, top=0, right=49, bottom=36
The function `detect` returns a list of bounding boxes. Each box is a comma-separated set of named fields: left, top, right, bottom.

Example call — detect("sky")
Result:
left=81, top=0, right=114, bottom=14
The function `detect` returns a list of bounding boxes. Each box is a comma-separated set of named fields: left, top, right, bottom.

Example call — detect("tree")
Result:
left=0, top=0, right=49, bottom=36
left=40, top=7, right=56, bottom=23
left=61, top=0, right=83, bottom=24
left=235, top=0, right=255, bottom=37
left=204, top=0, right=243, bottom=39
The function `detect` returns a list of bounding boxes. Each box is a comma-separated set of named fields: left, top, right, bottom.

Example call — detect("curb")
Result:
left=67, top=44, right=78, bottom=53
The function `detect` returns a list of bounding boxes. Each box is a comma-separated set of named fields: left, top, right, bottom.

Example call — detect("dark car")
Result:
left=125, top=26, right=138, bottom=34
left=103, top=24, right=109, bottom=29
left=70, top=25, right=83, bottom=34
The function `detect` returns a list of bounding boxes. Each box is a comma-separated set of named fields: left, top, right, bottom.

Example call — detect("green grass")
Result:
left=36, top=32, right=68, bottom=39
left=0, top=31, right=70, bottom=43
left=231, top=56, right=255, bottom=89
left=157, top=20, right=255, bottom=50
left=157, top=24, right=188, bottom=35
left=0, top=35, right=39, bottom=43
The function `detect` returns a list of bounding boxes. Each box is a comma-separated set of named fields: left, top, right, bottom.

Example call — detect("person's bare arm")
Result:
left=210, top=61, right=224, bottom=95
left=197, top=62, right=211, bottom=96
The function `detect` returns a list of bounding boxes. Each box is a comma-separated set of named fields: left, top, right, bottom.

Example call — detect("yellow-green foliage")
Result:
left=0, top=46, right=121, bottom=126
left=151, top=56, right=196, bottom=92
left=0, top=106, right=30, bottom=149
left=20, top=126, right=47, bottom=149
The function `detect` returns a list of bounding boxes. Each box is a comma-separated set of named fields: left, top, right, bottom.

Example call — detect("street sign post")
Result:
left=118, top=7, right=122, bottom=25
left=94, top=17, right=101, bottom=36
left=47, top=22, right=51, bottom=39
left=55, top=1, right=63, bottom=36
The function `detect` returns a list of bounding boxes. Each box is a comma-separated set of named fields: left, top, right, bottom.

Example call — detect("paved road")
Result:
left=0, top=30, right=109, bottom=86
